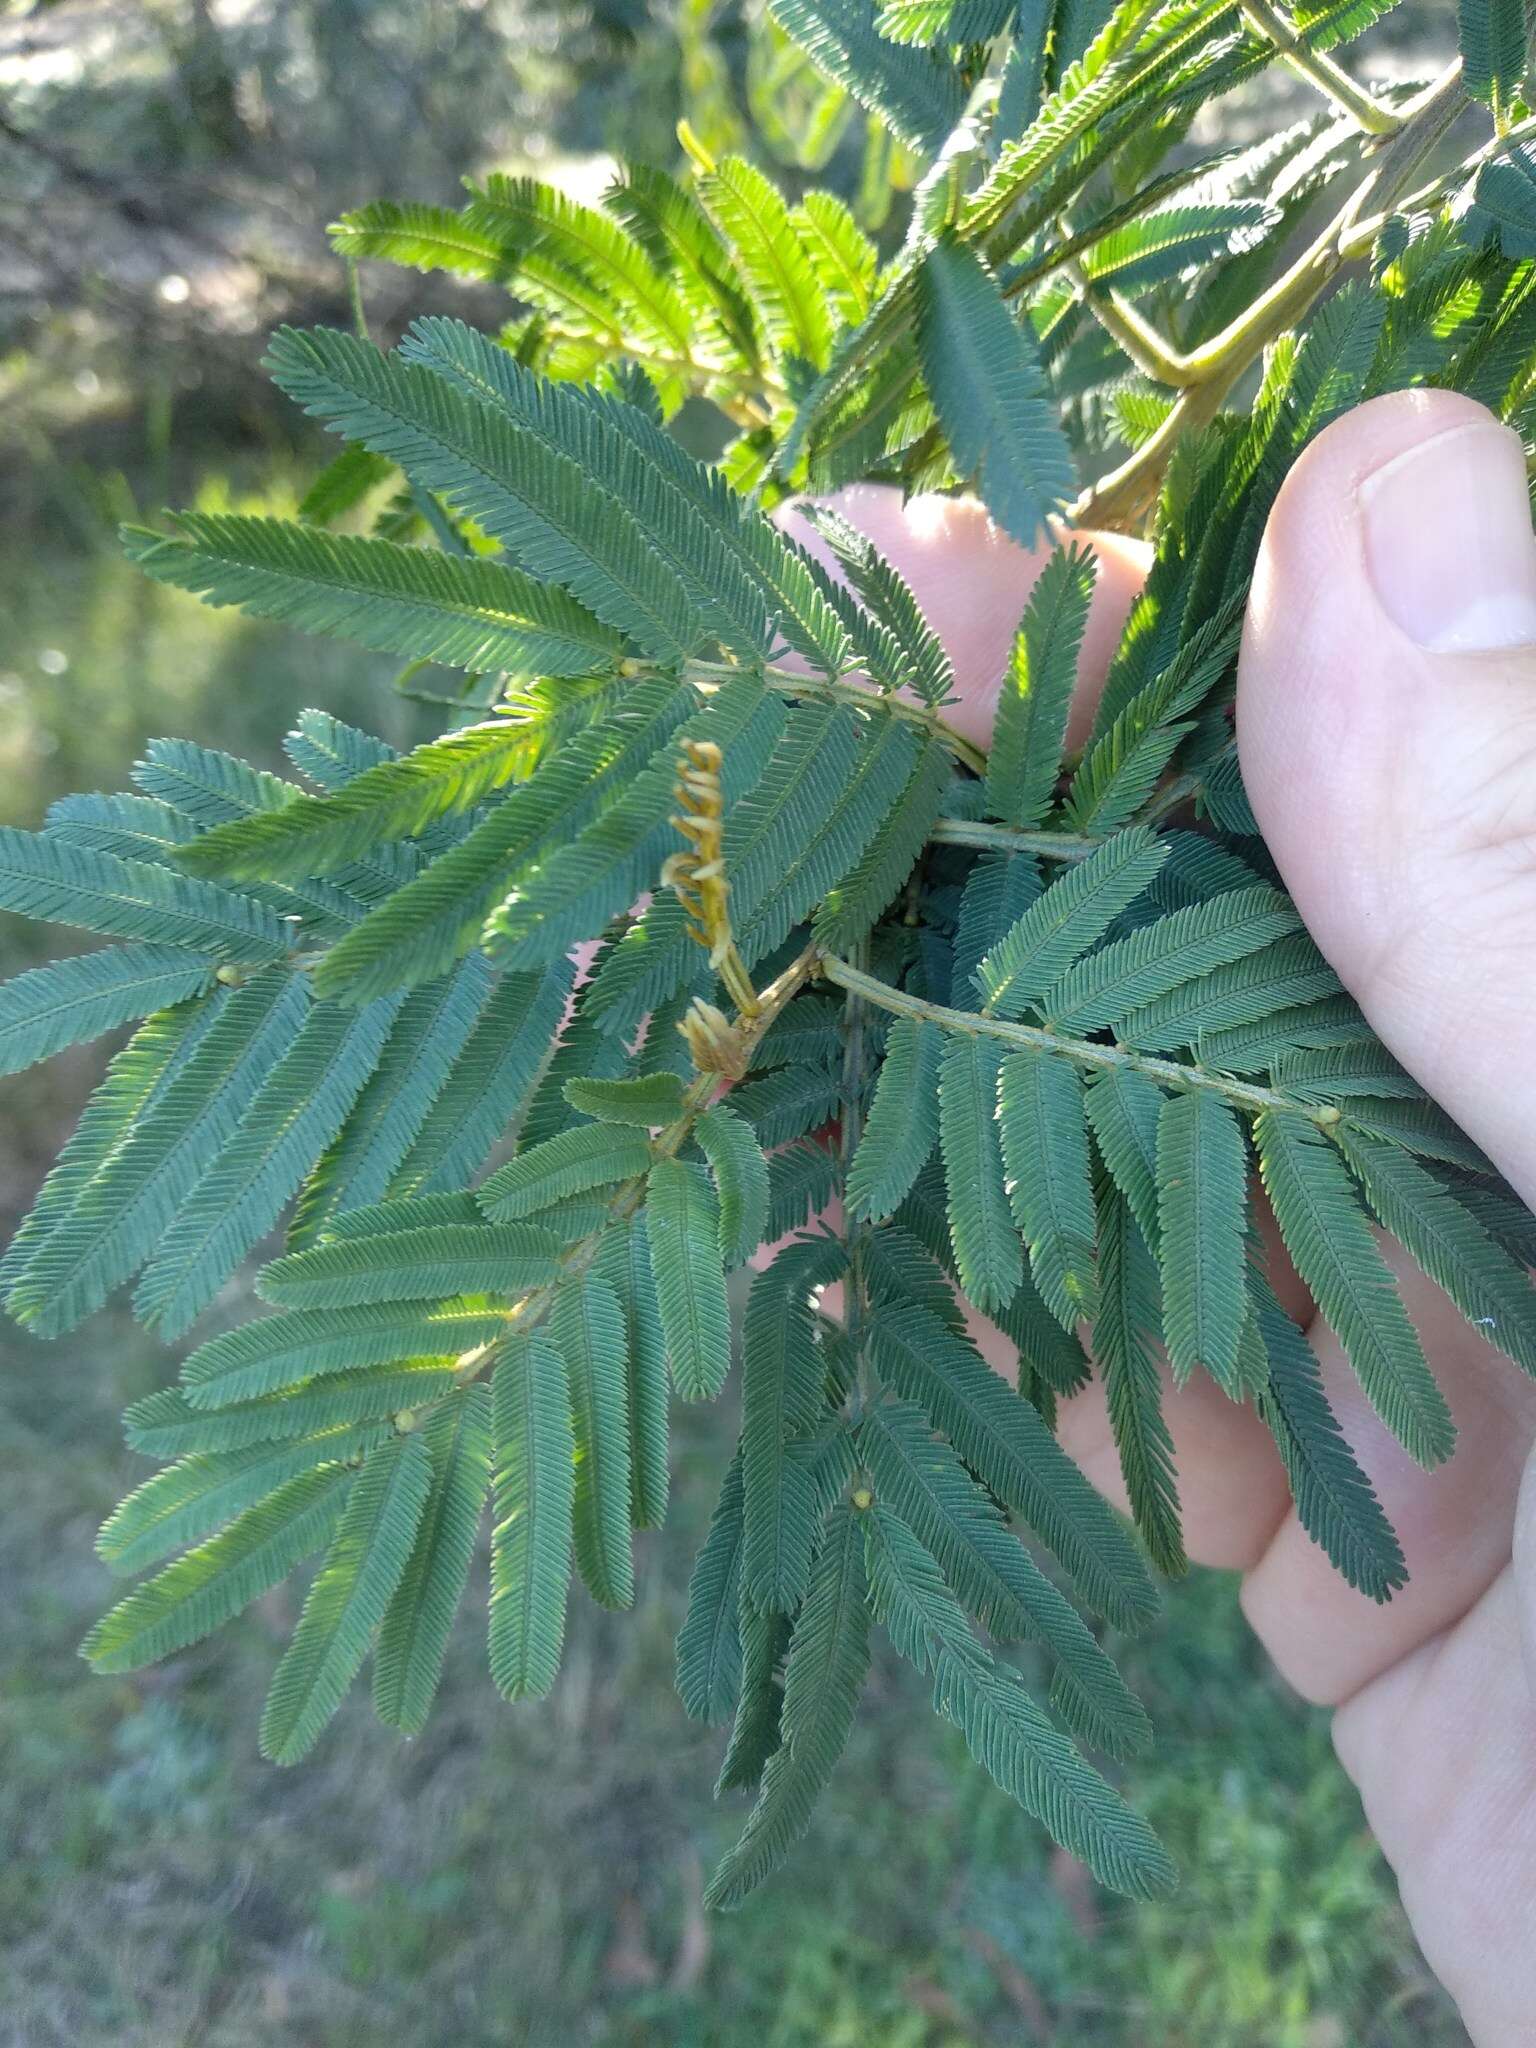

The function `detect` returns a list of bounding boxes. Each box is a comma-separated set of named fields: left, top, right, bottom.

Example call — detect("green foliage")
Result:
left=13, top=0, right=1536, bottom=1917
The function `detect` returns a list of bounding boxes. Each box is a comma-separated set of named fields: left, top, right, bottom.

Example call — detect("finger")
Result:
left=1330, top=1559, right=1536, bottom=2043
left=783, top=484, right=1151, bottom=738
left=1239, top=389, right=1536, bottom=1205
left=1241, top=1239, right=1536, bottom=1705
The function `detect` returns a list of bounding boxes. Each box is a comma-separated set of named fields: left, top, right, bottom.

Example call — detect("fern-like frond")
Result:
left=1156, top=1090, right=1248, bottom=1392
left=179, top=1297, right=507, bottom=1408
left=742, top=1236, right=847, bottom=1613
left=916, top=235, right=1075, bottom=548
left=489, top=1335, right=575, bottom=1700
left=998, top=1049, right=1099, bottom=1330
left=644, top=1156, right=734, bottom=1399
left=0, top=944, right=215, bottom=1077
left=1093, top=1181, right=1185, bottom=1577
left=373, top=1386, right=493, bottom=1732
left=257, top=1220, right=558, bottom=1311
left=1255, top=1110, right=1454, bottom=1468
left=676, top=1452, right=745, bottom=1723
left=769, top=0, right=965, bottom=153
left=860, top=1400, right=1150, bottom=1758
left=84, top=1464, right=356, bottom=1673
left=595, top=1217, right=671, bottom=1528
left=550, top=1272, right=635, bottom=1611
left=259, top=1432, right=434, bottom=1762
left=133, top=993, right=404, bottom=1338
left=478, top=1122, right=652, bottom=1220
left=695, top=1104, right=772, bottom=1269
left=124, top=515, right=622, bottom=678
left=987, top=546, right=1096, bottom=831
left=862, top=1504, right=1174, bottom=1898
left=865, top=1296, right=1157, bottom=1629
left=976, top=826, right=1167, bottom=1019
left=846, top=1014, right=941, bottom=1222
left=705, top=1503, right=871, bottom=1910
left=938, top=1034, right=1022, bottom=1315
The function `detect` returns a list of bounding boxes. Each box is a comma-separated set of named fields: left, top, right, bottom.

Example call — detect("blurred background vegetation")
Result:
left=0, top=4, right=1471, bottom=2043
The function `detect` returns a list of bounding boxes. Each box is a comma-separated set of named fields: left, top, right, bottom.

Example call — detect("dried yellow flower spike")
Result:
left=664, top=737, right=760, bottom=1018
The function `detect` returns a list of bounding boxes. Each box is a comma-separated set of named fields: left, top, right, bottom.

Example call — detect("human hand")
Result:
left=791, top=389, right=1536, bottom=2046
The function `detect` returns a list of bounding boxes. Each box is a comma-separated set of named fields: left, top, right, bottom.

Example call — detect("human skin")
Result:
left=789, top=389, right=1536, bottom=2046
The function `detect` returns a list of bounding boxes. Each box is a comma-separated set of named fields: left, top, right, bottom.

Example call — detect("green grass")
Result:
left=0, top=458, right=1468, bottom=2048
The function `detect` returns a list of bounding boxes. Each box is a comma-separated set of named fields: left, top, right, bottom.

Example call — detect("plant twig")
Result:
left=1237, top=0, right=1400, bottom=136
left=817, top=952, right=1345, bottom=1127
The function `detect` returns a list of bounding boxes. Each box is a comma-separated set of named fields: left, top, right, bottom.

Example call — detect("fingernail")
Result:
left=1360, top=421, right=1536, bottom=653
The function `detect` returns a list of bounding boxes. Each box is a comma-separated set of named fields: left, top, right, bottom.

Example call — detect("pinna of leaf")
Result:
left=8, top=0, right=1536, bottom=1914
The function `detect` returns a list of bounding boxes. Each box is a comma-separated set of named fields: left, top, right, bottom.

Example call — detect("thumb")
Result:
left=1239, top=390, right=1536, bottom=1206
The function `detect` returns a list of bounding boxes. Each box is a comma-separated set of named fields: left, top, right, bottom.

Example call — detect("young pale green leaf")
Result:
left=675, top=1452, right=745, bottom=1724
left=258, top=1221, right=560, bottom=1311
left=847, top=1014, right=942, bottom=1223
left=998, top=1049, right=1099, bottom=1330
left=916, top=235, right=1075, bottom=550
left=180, top=1298, right=507, bottom=1409
left=938, top=1034, right=1022, bottom=1315
left=644, top=1156, right=733, bottom=1399
left=564, top=1071, right=688, bottom=1126
left=1255, top=1110, right=1455, bottom=1468
left=987, top=547, right=1095, bottom=830
left=705, top=1504, right=871, bottom=1910
left=697, top=156, right=834, bottom=371
left=1156, top=1090, right=1248, bottom=1392
left=259, top=1433, right=434, bottom=1762
left=550, top=1273, right=635, bottom=1611
left=768, top=0, right=966, bottom=153
left=0, top=945, right=215, bottom=1078
left=123, top=516, right=622, bottom=678
left=95, top=1427, right=387, bottom=1577
left=489, top=1335, right=575, bottom=1700
left=372, top=1386, right=493, bottom=1733
left=478, top=1123, right=652, bottom=1221
left=695, top=1104, right=771, bottom=1268
left=976, top=826, right=1167, bottom=1019
left=83, top=1464, right=355, bottom=1672
left=742, top=1237, right=847, bottom=1613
